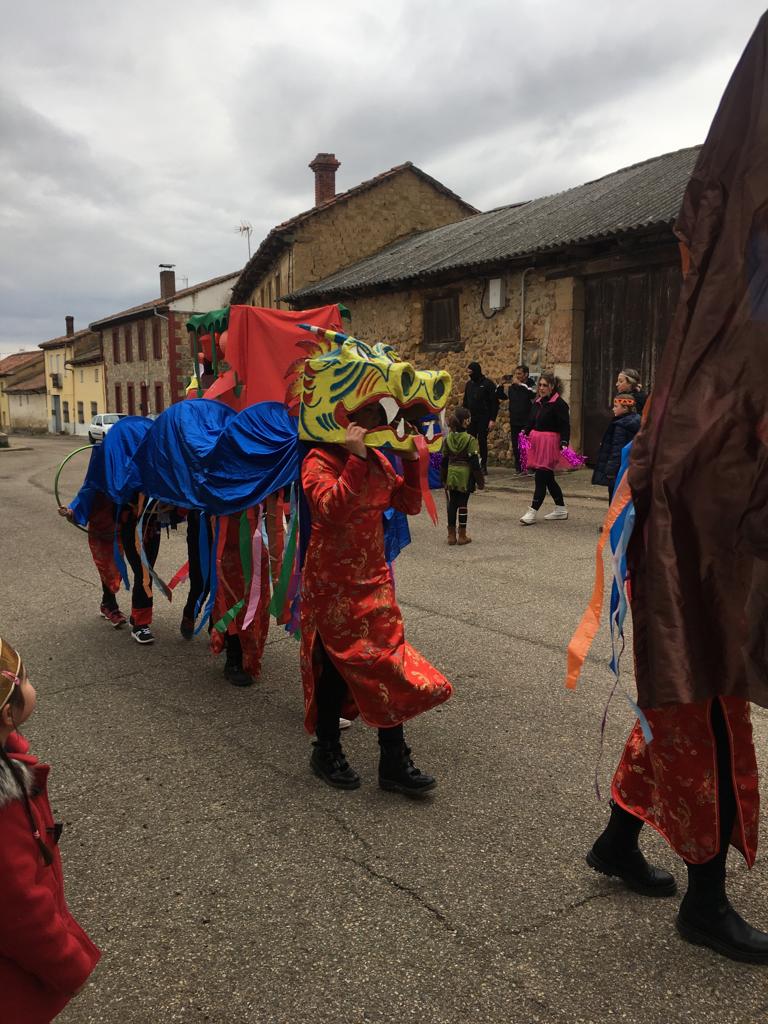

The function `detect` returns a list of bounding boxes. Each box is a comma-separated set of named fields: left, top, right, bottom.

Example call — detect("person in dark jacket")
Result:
left=615, top=368, right=647, bottom=416
left=592, top=394, right=642, bottom=501
left=496, top=364, right=535, bottom=473
left=462, top=361, right=498, bottom=473
left=519, top=373, right=571, bottom=525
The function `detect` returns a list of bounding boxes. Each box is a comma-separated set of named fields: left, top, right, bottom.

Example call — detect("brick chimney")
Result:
left=65, top=316, right=74, bottom=337
left=309, top=153, right=340, bottom=207
left=159, top=265, right=176, bottom=299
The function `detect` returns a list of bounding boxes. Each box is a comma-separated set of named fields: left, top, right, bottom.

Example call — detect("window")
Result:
left=154, top=383, right=164, bottom=414
left=91, top=402, right=98, bottom=418
left=274, top=273, right=281, bottom=308
left=125, top=325, right=133, bottom=363
left=94, top=367, right=99, bottom=382
left=112, top=330, right=120, bottom=364
left=267, top=280, right=273, bottom=307
left=63, top=401, right=70, bottom=424
left=127, top=383, right=135, bottom=415
left=137, top=321, right=147, bottom=361
left=114, top=384, right=123, bottom=413
left=77, top=401, right=84, bottom=424
left=140, top=383, right=149, bottom=416
left=423, top=294, right=461, bottom=351
left=79, top=369, right=84, bottom=383
left=152, top=318, right=162, bottom=360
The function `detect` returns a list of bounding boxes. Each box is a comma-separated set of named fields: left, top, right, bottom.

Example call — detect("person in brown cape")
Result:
left=585, top=13, right=768, bottom=963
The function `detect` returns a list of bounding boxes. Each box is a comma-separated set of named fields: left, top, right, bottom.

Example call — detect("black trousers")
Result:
left=314, top=639, right=404, bottom=748
left=531, top=469, right=564, bottom=510
left=101, top=583, right=118, bottom=610
left=446, top=489, right=470, bottom=529
left=183, top=511, right=211, bottom=621
left=468, top=421, right=490, bottom=471
left=510, top=422, right=526, bottom=473
left=120, top=515, right=161, bottom=614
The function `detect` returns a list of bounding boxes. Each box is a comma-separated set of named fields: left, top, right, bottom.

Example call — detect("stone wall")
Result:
left=103, top=317, right=172, bottom=415
left=342, top=270, right=584, bottom=463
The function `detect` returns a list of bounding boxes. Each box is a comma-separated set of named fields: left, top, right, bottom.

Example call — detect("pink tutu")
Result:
left=526, top=430, right=563, bottom=470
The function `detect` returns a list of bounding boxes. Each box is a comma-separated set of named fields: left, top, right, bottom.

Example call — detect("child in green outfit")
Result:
left=440, top=406, right=485, bottom=545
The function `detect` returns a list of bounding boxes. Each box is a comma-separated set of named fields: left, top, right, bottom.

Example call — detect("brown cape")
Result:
left=628, top=13, right=768, bottom=708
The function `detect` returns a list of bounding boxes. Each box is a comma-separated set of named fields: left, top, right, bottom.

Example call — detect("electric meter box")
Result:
left=488, top=278, right=505, bottom=310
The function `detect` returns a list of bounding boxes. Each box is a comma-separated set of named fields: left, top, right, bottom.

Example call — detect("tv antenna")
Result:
left=237, top=221, right=253, bottom=258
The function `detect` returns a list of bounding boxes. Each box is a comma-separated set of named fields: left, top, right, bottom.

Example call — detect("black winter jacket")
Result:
left=496, top=381, right=534, bottom=426
left=591, top=412, right=641, bottom=486
left=463, top=376, right=499, bottom=424
left=525, top=394, right=571, bottom=446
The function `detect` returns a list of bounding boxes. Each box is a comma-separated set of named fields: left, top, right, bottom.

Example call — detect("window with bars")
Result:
left=422, top=294, right=462, bottom=351
left=152, top=318, right=162, bottom=359
left=77, top=401, right=84, bottom=424
left=63, top=401, right=70, bottom=423
left=91, top=402, right=98, bottom=418
left=125, top=325, right=133, bottom=363
left=137, top=321, right=147, bottom=361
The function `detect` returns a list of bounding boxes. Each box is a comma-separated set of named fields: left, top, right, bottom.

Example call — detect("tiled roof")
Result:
left=0, top=351, right=41, bottom=376
left=89, top=271, right=240, bottom=329
left=39, top=328, right=95, bottom=351
left=66, top=336, right=103, bottom=366
left=5, top=371, right=46, bottom=393
left=287, top=146, right=701, bottom=302
left=230, top=162, right=478, bottom=304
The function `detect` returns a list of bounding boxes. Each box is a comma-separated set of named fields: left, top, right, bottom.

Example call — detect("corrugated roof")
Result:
left=287, top=146, right=701, bottom=301
left=230, top=162, right=478, bottom=304
left=89, top=271, right=240, bottom=329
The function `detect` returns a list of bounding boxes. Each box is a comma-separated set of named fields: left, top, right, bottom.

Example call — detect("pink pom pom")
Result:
left=559, top=446, right=587, bottom=469
left=517, top=431, right=531, bottom=473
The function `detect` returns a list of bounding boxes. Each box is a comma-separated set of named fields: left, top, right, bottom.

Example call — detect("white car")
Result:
left=88, top=412, right=127, bottom=444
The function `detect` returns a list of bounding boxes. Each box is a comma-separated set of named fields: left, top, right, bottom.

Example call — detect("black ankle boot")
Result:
left=587, top=802, right=676, bottom=897
left=310, top=741, right=361, bottom=790
left=222, top=655, right=256, bottom=688
left=677, top=882, right=768, bottom=963
left=378, top=743, right=436, bottom=796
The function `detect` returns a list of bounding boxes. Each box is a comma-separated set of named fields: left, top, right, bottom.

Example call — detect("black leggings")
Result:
left=120, top=515, right=161, bottom=613
left=314, top=639, right=404, bottom=748
left=531, top=469, right=564, bottom=510
left=446, top=490, right=470, bottom=529
left=183, top=511, right=212, bottom=621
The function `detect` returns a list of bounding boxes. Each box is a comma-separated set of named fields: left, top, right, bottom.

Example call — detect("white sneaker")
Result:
left=339, top=717, right=352, bottom=730
left=519, top=507, right=538, bottom=525
left=544, top=506, right=568, bottom=521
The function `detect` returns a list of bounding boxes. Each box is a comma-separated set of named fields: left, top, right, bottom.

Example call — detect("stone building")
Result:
left=230, top=153, right=477, bottom=308
left=92, top=268, right=240, bottom=415
left=40, top=318, right=104, bottom=435
left=285, top=147, right=700, bottom=462
left=0, top=351, right=43, bottom=431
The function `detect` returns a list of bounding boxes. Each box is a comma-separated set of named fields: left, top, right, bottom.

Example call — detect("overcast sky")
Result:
left=0, top=0, right=764, bottom=355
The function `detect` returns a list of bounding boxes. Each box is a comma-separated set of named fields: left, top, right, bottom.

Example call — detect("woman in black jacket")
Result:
left=592, top=394, right=642, bottom=501
left=520, top=373, right=570, bottom=525
left=496, top=364, right=535, bottom=473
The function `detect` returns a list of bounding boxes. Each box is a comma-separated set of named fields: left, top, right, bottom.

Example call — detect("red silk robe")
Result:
left=300, top=447, right=452, bottom=731
left=210, top=512, right=271, bottom=678
left=612, top=697, right=759, bottom=866
left=87, top=492, right=121, bottom=595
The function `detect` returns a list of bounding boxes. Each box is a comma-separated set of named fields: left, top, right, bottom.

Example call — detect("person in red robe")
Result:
left=300, top=409, right=452, bottom=794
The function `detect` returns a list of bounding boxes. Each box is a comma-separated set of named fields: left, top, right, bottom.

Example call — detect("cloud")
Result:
left=0, top=0, right=765, bottom=353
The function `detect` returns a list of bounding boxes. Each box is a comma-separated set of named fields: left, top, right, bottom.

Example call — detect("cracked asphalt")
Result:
left=2, top=436, right=768, bottom=1024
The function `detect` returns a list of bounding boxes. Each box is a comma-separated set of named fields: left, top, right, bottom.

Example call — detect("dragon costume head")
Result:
left=289, top=326, right=451, bottom=453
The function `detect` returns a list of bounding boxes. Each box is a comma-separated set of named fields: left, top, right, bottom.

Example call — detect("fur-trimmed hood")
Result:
left=0, top=735, right=36, bottom=810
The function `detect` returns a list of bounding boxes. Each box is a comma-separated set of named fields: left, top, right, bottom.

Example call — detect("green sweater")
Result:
left=442, top=431, right=480, bottom=492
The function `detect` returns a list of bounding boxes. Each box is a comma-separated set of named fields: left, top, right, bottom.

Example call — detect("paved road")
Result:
left=1, top=437, right=767, bottom=1024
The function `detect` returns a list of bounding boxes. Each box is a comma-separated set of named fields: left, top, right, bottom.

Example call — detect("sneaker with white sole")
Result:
left=131, top=626, right=155, bottom=644
left=519, top=507, right=538, bottom=525
left=100, top=605, right=127, bottom=628
left=339, top=717, right=352, bottom=730
left=544, top=506, right=569, bottom=521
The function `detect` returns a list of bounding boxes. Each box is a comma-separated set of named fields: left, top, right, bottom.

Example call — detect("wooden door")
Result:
left=582, top=263, right=681, bottom=462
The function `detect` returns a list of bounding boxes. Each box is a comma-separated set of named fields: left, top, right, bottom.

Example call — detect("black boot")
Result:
left=310, top=740, right=361, bottom=790
left=587, top=800, right=677, bottom=897
left=677, top=879, right=768, bottom=963
left=378, top=742, right=436, bottom=796
left=223, top=636, right=254, bottom=687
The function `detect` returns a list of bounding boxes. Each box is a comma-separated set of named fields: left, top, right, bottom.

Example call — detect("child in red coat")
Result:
left=0, top=637, right=100, bottom=1023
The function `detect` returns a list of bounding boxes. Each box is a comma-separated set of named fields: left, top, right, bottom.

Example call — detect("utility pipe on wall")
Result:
left=519, top=266, right=536, bottom=367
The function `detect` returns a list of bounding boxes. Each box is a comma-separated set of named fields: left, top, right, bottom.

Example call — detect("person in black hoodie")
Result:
left=519, top=373, right=571, bottom=525
left=496, top=364, right=535, bottom=473
left=592, top=394, right=642, bottom=501
left=463, top=361, right=499, bottom=473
